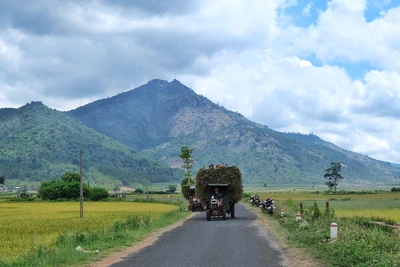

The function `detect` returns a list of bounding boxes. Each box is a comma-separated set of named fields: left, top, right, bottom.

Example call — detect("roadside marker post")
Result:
left=296, top=213, right=301, bottom=221
left=330, top=223, right=338, bottom=238
left=280, top=209, right=285, bottom=217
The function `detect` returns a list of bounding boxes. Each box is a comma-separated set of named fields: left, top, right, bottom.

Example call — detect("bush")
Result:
left=391, top=187, right=400, bottom=192
left=39, top=180, right=90, bottom=200
left=90, top=187, right=109, bottom=201
left=135, top=188, right=144, bottom=194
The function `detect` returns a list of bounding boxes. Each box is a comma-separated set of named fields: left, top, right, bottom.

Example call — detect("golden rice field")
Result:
left=0, top=202, right=178, bottom=262
left=334, top=208, right=400, bottom=222
left=257, top=192, right=400, bottom=222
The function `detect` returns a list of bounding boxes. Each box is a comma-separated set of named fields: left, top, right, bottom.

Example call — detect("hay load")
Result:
left=195, top=165, right=243, bottom=203
left=181, top=184, right=195, bottom=200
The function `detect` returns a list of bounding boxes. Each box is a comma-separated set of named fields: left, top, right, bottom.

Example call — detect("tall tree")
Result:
left=179, top=146, right=194, bottom=183
left=324, top=162, right=344, bottom=192
left=0, top=176, right=5, bottom=185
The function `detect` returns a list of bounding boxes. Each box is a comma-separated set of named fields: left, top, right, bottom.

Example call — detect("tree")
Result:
left=167, top=184, right=177, bottom=193
left=61, top=172, right=80, bottom=183
left=39, top=173, right=90, bottom=200
left=181, top=177, right=194, bottom=187
left=90, top=187, right=109, bottom=201
left=179, top=146, right=194, bottom=183
left=0, top=176, right=4, bottom=185
left=324, top=162, right=344, bottom=192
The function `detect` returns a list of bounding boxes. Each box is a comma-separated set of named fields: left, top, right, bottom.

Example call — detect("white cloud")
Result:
left=1, top=0, right=400, bottom=164
left=302, top=2, right=313, bottom=16
left=287, top=2, right=400, bottom=70
left=181, top=46, right=400, bottom=163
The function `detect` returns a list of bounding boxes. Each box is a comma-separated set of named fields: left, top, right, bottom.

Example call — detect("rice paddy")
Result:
left=0, top=202, right=178, bottom=262
left=257, top=191, right=400, bottom=223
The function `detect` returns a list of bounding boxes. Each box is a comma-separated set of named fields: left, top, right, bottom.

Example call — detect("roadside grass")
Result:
left=0, top=200, right=190, bottom=267
left=256, top=199, right=400, bottom=266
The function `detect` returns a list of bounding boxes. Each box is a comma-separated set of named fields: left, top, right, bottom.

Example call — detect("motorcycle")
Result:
left=250, top=194, right=261, bottom=206
left=260, top=198, right=275, bottom=215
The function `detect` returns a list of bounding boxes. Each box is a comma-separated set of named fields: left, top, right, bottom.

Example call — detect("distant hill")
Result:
left=0, top=101, right=182, bottom=188
left=67, top=79, right=400, bottom=185
left=392, top=163, right=400, bottom=169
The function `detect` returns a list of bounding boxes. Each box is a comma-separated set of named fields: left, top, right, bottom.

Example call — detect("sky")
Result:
left=0, top=0, right=400, bottom=164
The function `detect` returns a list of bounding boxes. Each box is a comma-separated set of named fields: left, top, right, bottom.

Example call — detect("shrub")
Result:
left=135, top=188, right=144, bottom=194
left=90, top=187, right=109, bottom=201
left=39, top=180, right=90, bottom=200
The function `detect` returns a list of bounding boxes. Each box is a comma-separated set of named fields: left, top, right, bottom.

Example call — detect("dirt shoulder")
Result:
left=244, top=204, right=325, bottom=267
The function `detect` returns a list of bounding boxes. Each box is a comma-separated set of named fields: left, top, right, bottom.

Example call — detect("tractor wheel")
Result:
left=222, top=209, right=227, bottom=220
left=231, top=204, right=235, bottom=218
left=206, top=209, right=211, bottom=221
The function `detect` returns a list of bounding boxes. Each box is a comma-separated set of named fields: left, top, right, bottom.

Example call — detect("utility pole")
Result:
left=80, top=149, right=83, bottom=218
left=146, top=176, right=149, bottom=201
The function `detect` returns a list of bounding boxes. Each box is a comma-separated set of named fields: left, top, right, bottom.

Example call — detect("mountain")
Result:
left=67, top=79, right=400, bottom=185
left=0, top=101, right=182, bottom=188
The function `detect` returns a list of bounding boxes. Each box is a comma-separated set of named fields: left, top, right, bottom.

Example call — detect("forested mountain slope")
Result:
left=0, top=101, right=182, bottom=187
left=67, top=79, right=400, bottom=184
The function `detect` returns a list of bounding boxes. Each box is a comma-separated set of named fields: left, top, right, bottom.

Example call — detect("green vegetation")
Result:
left=324, top=162, right=344, bottom=192
left=39, top=172, right=89, bottom=200
left=38, top=172, right=109, bottom=201
left=251, top=189, right=400, bottom=266
left=167, top=184, right=177, bottom=193
left=39, top=180, right=90, bottom=200
left=0, top=102, right=183, bottom=189
left=272, top=200, right=400, bottom=266
left=179, top=146, right=194, bottom=181
left=89, top=187, right=109, bottom=201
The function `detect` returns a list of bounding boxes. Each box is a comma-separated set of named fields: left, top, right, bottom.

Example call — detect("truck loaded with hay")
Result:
left=182, top=184, right=205, bottom=212
left=195, top=164, right=243, bottom=221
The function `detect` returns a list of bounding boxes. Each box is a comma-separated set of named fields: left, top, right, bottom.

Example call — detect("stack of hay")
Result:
left=181, top=184, right=193, bottom=200
left=195, top=165, right=243, bottom=203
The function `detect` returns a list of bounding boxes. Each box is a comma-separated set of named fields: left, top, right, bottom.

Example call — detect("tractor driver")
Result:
left=213, top=187, right=223, bottom=206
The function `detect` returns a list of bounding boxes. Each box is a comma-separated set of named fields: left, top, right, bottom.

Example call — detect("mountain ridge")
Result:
left=67, top=79, right=400, bottom=184
left=0, top=101, right=182, bottom=188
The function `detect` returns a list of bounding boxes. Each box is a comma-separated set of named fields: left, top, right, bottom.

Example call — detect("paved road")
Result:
left=110, top=204, right=288, bottom=267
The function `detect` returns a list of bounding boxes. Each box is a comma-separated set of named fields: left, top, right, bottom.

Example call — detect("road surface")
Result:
left=109, top=204, right=290, bottom=267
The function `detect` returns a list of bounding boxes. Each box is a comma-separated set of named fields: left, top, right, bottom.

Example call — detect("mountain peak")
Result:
left=147, top=79, right=169, bottom=88
left=146, top=79, right=186, bottom=90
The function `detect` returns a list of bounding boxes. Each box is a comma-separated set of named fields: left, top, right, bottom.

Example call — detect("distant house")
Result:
left=0, top=185, right=8, bottom=192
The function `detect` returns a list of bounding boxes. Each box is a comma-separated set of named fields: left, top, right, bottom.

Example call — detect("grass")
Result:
left=0, top=200, right=190, bottom=266
left=247, top=190, right=400, bottom=266
left=274, top=200, right=400, bottom=266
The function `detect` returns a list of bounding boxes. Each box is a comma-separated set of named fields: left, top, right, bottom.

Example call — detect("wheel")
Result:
left=206, top=209, right=211, bottom=221
left=269, top=207, right=274, bottom=215
left=261, top=206, right=266, bottom=213
left=231, top=203, right=235, bottom=218
left=222, top=209, right=227, bottom=220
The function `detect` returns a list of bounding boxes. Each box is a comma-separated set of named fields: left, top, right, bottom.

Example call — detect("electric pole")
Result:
left=80, top=149, right=84, bottom=218
left=146, top=176, right=149, bottom=201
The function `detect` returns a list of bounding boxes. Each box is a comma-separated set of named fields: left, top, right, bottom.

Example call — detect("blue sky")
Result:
left=0, top=0, right=399, bottom=164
